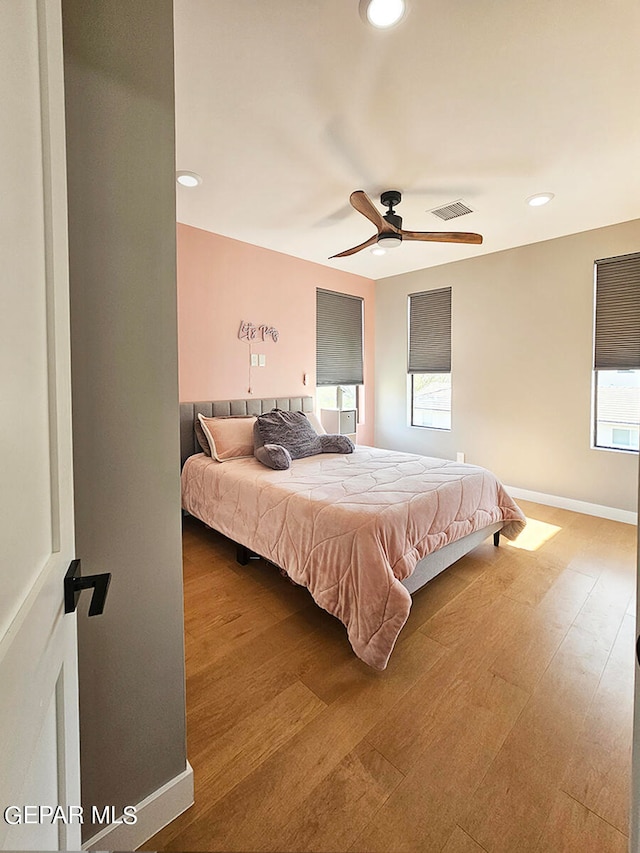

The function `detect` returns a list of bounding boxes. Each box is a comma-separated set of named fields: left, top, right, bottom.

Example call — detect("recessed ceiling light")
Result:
left=371, top=246, right=386, bottom=256
left=361, top=0, right=406, bottom=29
left=176, top=170, right=202, bottom=187
left=526, top=192, right=554, bottom=207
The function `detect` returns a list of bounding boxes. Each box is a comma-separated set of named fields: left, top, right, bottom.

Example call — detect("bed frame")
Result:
left=179, top=395, right=503, bottom=596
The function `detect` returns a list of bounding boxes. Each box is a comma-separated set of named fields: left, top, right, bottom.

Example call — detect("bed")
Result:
left=180, top=396, right=526, bottom=670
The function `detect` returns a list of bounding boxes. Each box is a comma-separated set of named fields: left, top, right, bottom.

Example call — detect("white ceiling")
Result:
left=173, top=0, right=640, bottom=280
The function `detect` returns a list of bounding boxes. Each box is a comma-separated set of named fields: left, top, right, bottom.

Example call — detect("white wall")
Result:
left=375, top=218, right=640, bottom=513
left=62, top=0, right=187, bottom=840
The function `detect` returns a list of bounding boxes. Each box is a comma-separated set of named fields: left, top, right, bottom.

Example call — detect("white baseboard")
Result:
left=505, top=485, right=637, bottom=525
left=83, top=761, right=194, bottom=851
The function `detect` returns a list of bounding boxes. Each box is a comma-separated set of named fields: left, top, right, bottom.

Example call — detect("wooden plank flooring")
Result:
left=144, top=500, right=636, bottom=852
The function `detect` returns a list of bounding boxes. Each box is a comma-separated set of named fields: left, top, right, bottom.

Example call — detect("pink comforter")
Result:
left=181, top=447, right=526, bottom=670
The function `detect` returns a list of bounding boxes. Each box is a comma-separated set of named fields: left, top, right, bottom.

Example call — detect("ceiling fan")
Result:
left=329, top=190, right=483, bottom=258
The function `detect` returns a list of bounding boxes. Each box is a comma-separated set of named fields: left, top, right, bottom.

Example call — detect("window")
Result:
left=594, top=370, right=640, bottom=451
left=316, top=385, right=357, bottom=411
left=408, top=288, right=452, bottom=429
left=316, top=289, right=363, bottom=414
left=593, top=253, right=640, bottom=452
left=411, top=373, right=452, bottom=428
left=612, top=427, right=632, bottom=446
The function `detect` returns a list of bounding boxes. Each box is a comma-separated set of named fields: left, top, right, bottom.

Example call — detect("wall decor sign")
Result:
left=238, top=320, right=279, bottom=342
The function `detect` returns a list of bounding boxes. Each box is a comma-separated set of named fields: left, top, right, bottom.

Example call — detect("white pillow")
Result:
left=305, top=411, right=326, bottom=435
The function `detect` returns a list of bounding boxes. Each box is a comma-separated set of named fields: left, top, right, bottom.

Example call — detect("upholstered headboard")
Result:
left=179, top=395, right=314, bottom=467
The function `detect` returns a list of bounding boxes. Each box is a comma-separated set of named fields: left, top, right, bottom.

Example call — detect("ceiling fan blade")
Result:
left=329, top=234, right=378, bottom=258
left=349, top=190, right=398, bottom=234
left=401, top=230, right=483, bottom=245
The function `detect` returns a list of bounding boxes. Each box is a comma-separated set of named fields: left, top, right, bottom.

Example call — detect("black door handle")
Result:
left=64, top=559, right=111, bottom=616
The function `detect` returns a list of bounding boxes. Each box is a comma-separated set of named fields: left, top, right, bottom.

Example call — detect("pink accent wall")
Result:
left=177, top=223, right=376, bottom=444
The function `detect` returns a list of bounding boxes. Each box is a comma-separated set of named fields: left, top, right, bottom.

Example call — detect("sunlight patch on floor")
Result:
left=505, top=516, right=562, bottom=551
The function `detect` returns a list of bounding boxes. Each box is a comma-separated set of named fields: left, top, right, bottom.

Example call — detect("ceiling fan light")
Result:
left=364, top=0, right=406, bottom=28
left=377, top=233, right=402, bottom=249
left=526, top=192, right=554, bottom=207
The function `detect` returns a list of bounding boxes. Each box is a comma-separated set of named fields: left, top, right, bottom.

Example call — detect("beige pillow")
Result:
left=197, top=414, right=256, bottom=462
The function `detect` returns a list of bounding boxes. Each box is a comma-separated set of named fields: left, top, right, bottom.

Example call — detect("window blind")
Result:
left=408, top=287, right=452, bottom=373
left=316, top=289, right=364, bottom=386
left=594, top=252, right=640, bottom=370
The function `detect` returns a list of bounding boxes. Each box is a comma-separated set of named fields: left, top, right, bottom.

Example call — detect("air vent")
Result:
left=428, top=200, right=474, bottom=221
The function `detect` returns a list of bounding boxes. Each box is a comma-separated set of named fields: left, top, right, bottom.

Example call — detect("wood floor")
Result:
left=145, top=501, right=636, bottom=852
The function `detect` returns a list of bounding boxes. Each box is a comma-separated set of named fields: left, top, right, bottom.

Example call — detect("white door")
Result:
left=0, top=1, right=81, bottom=850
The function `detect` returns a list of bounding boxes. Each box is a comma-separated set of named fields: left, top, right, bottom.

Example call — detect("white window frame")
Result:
left=591, top=253, right=640, bottom=454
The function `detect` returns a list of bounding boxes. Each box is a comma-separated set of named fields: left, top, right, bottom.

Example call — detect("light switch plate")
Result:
left=258, top=354, right=266, bottom=367
left=250, top=353, right=259, bottom=367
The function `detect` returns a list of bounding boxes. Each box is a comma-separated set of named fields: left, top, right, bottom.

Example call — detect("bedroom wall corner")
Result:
left=62, top=0, right=188, bottom=843
left=374, top=218, right=640, bottom=514
left=176, top=223, right=376, bottom=445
